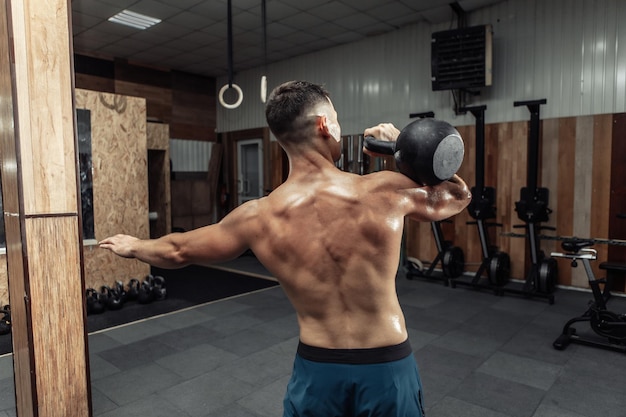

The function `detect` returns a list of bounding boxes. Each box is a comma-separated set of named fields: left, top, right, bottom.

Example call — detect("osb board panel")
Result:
left=11, top=0, right=77, bottom=215
left=25, top=216, right=89, bottom=416
left=75, top=89, right=150, bottom=288
left=0, top=264, right=7, bottom=307
left=147, top=122, right=170, bottom=150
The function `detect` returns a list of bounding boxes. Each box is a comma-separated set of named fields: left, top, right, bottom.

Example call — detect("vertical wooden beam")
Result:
left=608, top=113, right=626, bottom=292
left=0, top=0, right=91, bottom=415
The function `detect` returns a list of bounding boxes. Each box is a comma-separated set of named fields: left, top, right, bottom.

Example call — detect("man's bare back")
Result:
left=246, top=165, right=414, bottom=349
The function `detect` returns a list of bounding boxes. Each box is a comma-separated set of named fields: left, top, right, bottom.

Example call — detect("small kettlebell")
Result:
left=151, top=275, right=167, bottom=301
left=0, top=305, right=11, bottom=336
left=138, top=277, right=155, bottom=304
left=364, top=118, right=465, bottom=185
left=126, top=278, right=140, bottom=301
left=114, top=280, right=128, bottom=303
left=86, top=288, right=106, bottom=315
left=101, top=285, right=124, bottom=311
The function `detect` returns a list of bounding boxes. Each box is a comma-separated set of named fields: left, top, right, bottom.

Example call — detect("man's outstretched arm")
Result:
left=99, top=201, right=256, bottom=268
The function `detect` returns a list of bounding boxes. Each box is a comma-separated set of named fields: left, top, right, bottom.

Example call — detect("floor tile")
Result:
left=476, top=351, right=561, bottom=390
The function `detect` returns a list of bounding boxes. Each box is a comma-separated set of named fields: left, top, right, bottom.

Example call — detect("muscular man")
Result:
left=100, top=80, right=471, bottom=416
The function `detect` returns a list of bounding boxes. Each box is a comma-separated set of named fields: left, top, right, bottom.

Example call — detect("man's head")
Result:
left=265, top=81, right=341, bottom=149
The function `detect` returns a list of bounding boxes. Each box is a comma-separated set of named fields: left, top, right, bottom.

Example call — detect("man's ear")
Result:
left=319, top=115, right=340, bottom=142
left=317, top=115, right=330, bottom=136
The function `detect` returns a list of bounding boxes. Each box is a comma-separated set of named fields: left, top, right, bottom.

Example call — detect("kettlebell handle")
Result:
left=363, top=136, right=396, bottom=156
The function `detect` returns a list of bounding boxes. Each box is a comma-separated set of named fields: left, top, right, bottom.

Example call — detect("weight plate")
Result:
left=489, top=252, right=511, bottom=286
left=538, top=258, right=558, bottom=294
left=442, top=246, right=465, bottom=278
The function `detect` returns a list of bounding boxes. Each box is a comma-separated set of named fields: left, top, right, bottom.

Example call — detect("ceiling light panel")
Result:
left=108, top=10, right=161, bottom=30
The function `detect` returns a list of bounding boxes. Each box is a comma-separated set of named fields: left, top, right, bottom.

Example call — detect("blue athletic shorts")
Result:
left=283, top=339, right=425, bottom=417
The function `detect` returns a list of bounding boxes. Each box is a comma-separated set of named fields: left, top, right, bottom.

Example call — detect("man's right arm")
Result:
left=99, top=200, right=258, bottom=268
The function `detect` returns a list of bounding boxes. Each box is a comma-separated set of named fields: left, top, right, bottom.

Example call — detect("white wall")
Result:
left=216, top=0, right=626, bottom=134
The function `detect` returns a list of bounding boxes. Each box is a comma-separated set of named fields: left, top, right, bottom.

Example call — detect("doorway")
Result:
left=237, top=138, right=264, bottom=205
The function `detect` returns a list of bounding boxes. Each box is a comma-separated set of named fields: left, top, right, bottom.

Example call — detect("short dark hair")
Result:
left=265, top=81, right=330, bottom=139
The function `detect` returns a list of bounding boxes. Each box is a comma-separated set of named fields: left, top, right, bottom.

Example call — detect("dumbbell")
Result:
left=364, top=118, right=464, bottom=185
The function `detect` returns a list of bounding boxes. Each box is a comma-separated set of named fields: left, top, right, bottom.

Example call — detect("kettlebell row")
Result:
left=86, top=274, right=167, bottom=315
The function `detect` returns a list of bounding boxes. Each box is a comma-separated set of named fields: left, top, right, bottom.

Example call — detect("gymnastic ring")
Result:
left=260, top=75, right=267, bottom=103
left=219, top=83, right=243, bottom=109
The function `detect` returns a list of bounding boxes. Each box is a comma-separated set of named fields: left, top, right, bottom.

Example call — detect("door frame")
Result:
left=222, top=127, right=271, bottom=212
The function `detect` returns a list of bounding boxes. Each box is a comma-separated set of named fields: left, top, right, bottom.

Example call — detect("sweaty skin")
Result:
left=100, top=94, right=471, bottom=350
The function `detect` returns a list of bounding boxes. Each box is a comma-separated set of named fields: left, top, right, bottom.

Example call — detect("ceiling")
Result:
left=71, top=0, right=504, bottom=78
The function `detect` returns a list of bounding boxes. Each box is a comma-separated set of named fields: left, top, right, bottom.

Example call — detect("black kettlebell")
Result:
left=86, top=288, right=105, bottom=315
left=138, top=277, right=155, bottom=304
left=126, top=278, right=140, bottom=301
left=0, top=305, right=11, bottom=336
left=101, top=285, right=124, bottom=311
left=114, top=280, right=128, bottom=303
left=151, top=275, right=167, bottom=301
left=364, top=118, right=464, bottom=185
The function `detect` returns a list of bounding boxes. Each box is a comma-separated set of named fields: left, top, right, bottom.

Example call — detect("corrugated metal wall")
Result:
left=170, top=139, right=212, bottom=172
left=216, top=0, right=626, bottom=133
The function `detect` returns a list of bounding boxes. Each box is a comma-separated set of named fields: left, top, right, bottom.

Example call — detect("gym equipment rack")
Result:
left=503, top=99, right=557, bottom=304
left=451, top=105, right=511, bottom=292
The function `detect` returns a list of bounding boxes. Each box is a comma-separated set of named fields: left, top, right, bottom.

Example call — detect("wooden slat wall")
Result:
left=405, top=113, right=621, bottom=291
left=75, top=56, right=216, bottom=142
left=608, top=114, right=626, bottom=291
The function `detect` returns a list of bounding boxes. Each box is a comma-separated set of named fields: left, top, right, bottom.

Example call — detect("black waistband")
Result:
left=297, top=339, right=412, bottom=364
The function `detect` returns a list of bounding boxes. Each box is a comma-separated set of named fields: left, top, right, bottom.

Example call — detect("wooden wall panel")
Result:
left=115, top=80, right=172, bottom=124
left=608, top=113, right=626, bottom=291
left=75, top=55, right=217, bottom=142
left=75, top=73, right=115, bottom=94
left=171, top=71, right=216, bottom=142
left=147, top=123, right=171, bottom=238
left=591, top=114, right=613, bottom=286
left=552, top=118, right=576, bottom=285
left=454, top=125, right=480, bottom=270
left=390, top=113, right=624, bottom=291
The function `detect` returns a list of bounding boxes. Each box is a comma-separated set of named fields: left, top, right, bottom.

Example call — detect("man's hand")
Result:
left=99, top=234, right=139, bottom=258
left=363, top=123, right=401, bottom=157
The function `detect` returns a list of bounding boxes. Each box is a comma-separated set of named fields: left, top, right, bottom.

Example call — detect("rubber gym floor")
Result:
left=1, top=257, right=626, bottom=417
